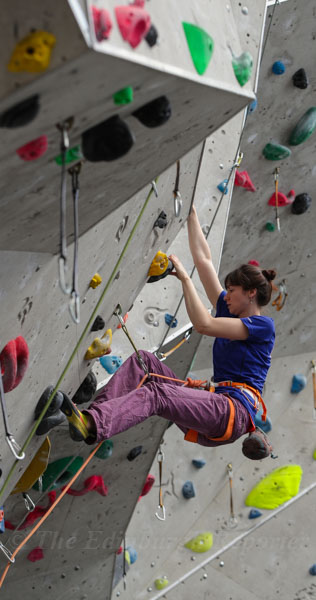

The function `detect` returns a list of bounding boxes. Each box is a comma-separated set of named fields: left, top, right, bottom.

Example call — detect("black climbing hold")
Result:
left=292, top=68, right=309, bottom=89
left=127, top=445, right=143, bottom=461
left=34, top=385, right=66, bottom=435
left=91, top=315, right=105, bottom=332
left=145, top=24, right=159, bottom=47
left=132, top=96, right=171, bottom=128
left=0, top=94, right=40, bottom=128
left=82, top=115, right=134, bottom=162
left=291, top=193, right=312, bottom=215
left=72, top=371, right=97, bottom=405
left=154, top=211, right=168, bottom=229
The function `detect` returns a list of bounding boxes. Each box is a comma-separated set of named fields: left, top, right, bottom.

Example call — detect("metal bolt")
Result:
left=74, top=565, right=80, bottom=570
left=116, top=593, right=120, bottom=597
left=191, top=556, right=196, bottom=561
left=219, top=560, right=225, bottom=567
left=219, top=163, right=224, bottom=169
left=203, top=573, right=208, bottom=579
left=151, top=561, right=155, bottom=567
left=147, top=587, right=153, bottom=592
left=242, top=6, right=249, bottom=14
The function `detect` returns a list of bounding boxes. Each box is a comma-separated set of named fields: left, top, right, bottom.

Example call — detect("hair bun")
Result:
left=262, top=269, right=276, bottom=282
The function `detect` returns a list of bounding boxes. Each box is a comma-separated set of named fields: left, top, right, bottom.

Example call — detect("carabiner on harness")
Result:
left=0, top=370, right=25, bottom=461
left=155, top=446, right=166, bottom=521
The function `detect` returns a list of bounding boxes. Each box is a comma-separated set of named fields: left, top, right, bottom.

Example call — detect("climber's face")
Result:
left=224, top=285, right=255, bottom=317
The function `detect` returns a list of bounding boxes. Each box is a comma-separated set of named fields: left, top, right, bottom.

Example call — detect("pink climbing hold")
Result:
left=268, top=189, right=295, bottom=206
left=92, top=6, right=113, bottom=41
left=139, top=474, right=155, bottom=500
left=64, top=475, right=108, bottom=497
left=248, top=260, right=260, bottom=267
left=115, top=4, right=151, bottom=48
left=234, top=170, right=256, bottom=192
left=27, top=547, right=44, bottom=562
left=0, top=336, right=29, bottom=393
left=116, top=546, right=123, bottom=554
left=16, top=135, right=48, bottom=161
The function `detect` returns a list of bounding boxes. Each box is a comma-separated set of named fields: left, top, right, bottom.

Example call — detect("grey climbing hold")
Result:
left=192, top=459, right=206, bottom=469
left=291, top=193, right=312, bottom=215
left=154, top=211, right=168, bottom=229
left=291, top=374, right=307, bottom=393
left=127, top=445, right=143, bottom=461
left=292, top=68, right=309, bottom=89
left=248, top=508, right=262, bottom=519
left=182, top=481, right=196, bottom=499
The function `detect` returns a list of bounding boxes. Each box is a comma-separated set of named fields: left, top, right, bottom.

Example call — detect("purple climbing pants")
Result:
left=84, top=351, right=252, bottom=447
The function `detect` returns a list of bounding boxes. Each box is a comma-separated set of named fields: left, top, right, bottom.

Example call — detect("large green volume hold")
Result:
left=262, top=142, right=291, bottom=160
left=182, top=23, right=214, bottom=75
left=32, top=456, right=84, bottom=492
left=289, top=107, right=316, bottom=145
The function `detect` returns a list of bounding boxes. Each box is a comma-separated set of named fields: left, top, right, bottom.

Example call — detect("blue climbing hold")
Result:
left=217, top=179, right=228, bottom=194
left=164, top=313, right=178, bottom=328
left=248, top=508, right=262, bottom=519
left=272, top=60, right=285, bottom=75
left=309, top=564, right=316, bottom=576
left=291, top=374, right=307, bottom=393
left=100, top=355, right=123, bottom=374
left=126, top=546, right=138, bottom=564
left=182, top=481, right=196, bottom=499
left=192, top=458, right=206, bottom=469
left=254, top=412, right=272, bottom=434
left=247, top=98, right=257, bottom=114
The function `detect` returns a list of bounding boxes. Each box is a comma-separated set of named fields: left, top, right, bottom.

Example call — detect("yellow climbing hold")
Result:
left=124, top=550, right=131, bottom=565
left=11, top=437, right=51, bottom=494
left=185, top=532, right=213, bottom=553
left=245, top=465, right=303, bottom=510
left=89, top=273, right=102, bottom=288
left=154, top=577, right=169, bottom=590
left=84, top=329, right=112, bottom=360
left=148, top=251, right=169, bottom=277
left=8, top=31, right=56, bottom=73
left=313, top=449, right=316, bottom=460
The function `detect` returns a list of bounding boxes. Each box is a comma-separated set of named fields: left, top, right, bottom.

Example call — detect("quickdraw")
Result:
left=0, top=370, right=25, bottom=461
left=155, top=446, right=165, bottom=521
left=173, top=160, right=182, bottom=217
left=272, top=279, right=287, bottom=311
left=311, top=360, right=316, bottom=420
left=274, top=167, right=281, bottom=232
left=227, top=463, right=238, bottom=528
left=57, top=117, right=73, bottom=295
left=155, top=328, right=192, bottom=361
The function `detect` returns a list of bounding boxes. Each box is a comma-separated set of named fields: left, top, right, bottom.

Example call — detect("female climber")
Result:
left=37, top=206, right=276, bottom=459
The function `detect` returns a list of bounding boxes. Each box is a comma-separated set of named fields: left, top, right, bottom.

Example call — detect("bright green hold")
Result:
left=33, top=456, right=84, bottom=492
left=125, top=550, right=131, bottom=565
left=113, top=86, right=133, bottom=105
left=154, top=577, right=169, bottom=590
left=245, top=465, right=303, bottom=510
left=95, top=439, right=113, bottom=459
left=182, top=23, right=214, bottom=75
left=54, top=145, right=83, bottom=165
left=313, top=449, right=316, bottom=460
left=289, top=107, right=316, bottom=146
left=232, top=52, right=253, bottom=86
left=265, top=221, right=275, bottom=232
left=185, top=532, right=213, bottom=553
left=262, top=142, right=291, bottom=161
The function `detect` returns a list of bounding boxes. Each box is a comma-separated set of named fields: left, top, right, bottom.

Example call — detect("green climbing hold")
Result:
left=232, top=52, right=253, bottom=86
left=125, top=550, right=131, bottom=565
left=185, top=532, right=213, bottom=553
left=182, top=23, right=214, bottom=75
left=95, top=439, right=113, bottom=459
left=289, top=107, right=316, bottom=146
left=32, top=456, right=84, bottom=492
left=245, top=465, right=303, bottom=510
left=265, top=221, right=275, bottom=232
left=54, top=145, right=83, bottom=165
left=313, top=449, right=316, bottom=460
left=113, top=86, right=133, bottom=105
left=154, top=577, right=169, bottom=590
left=262, top=142, right=291, bottom=161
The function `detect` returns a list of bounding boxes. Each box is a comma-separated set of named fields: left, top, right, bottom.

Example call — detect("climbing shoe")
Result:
left=35, top=385, right=66, bottom=435
left=60, top=394, right=90, bottom=442
left=242, top=427, right=273, bottom=460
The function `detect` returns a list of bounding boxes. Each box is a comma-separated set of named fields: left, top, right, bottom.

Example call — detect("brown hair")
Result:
left=224, top=264, right=276, bottom=307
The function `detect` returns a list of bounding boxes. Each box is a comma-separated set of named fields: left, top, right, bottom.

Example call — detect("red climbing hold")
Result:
left=92, top=6, right=112, bottom=41
left=27, top=547, right=44, bottom=562
left=139, top=474, right=155, bottom=499
left=64, top=475, right=108, bottom=497
left=248, top=260, right=260, bottom=267
left=16, top=135, right=48, bottom=161
left=0, top=336, right=29, bottom=393
left=5, top=492, right=56, bottom=530
left=115, top=5, right=151, bottom=48
left=234, top=170, right=256, bottom=192
left=268, top=190, right=294, bottom=206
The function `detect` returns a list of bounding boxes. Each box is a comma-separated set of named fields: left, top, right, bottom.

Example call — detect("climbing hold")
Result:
left=234, top=170, right=256, bottom=192
left=100, top=355, right=123, bottom=374
left=292, top=68, right=309, bottom=89
left=65, top=475, right=108, bottom=497
left=291, top=193, right=312, bottom=215
left=115, top=4, right=151, bottom=48
left=248, top=508, right=262, bottom=519
left=0, top=336, right=29, bottom=393
left=272, top=60, right=285, bottom=75
left=0, top=95, right=40, bottom=128
left=154, top=577, right=169, bottom=590
left=217, top=179, right=228, bottom=194
left=164, top=314, right=178, bottom=328
left=91, top=315, right=105, bottom=331
left=182, top=481, right=196, bottom=499
left=289, top=107, right=316, bottom=146
left=139, top=474, right=155, bottom=498
left=127, top=445, right=143, bottom=461
left=82, top=115, right=135, bottom=161
left=72, top=371, right=97, bottom=405
left=89, top=273, right=102, bottom=288
left=147, top=251, right=174, bottom=283
left=291, top=374, right=307, bottom=393
left=34, top=386, right=66, bottom=435
left=245, top=465, right=303, bottom=509
left=27, top=547, right=44, bottom=562
left=126, top=546, right=138, bottom=564
left=248, top=260, right=260, bottom=266
left=232, top=51, right=253, bottom=86
left=192, top=458, right=206, bottom=469
left=254, top=411, right=272, bottom=434
left=8, top=31, right=56, bottom=72
left=95, top=439, right=113, bottom=460
left=125, top=550, right=131, bottom=565
left=182, top=23, right=214, bottom=75
left=268, top=190, right=293, bottom=207
left=185, top=532, right=213, bottom=553
left=262, top=142, right=291, bottom=161
left=11, top=437, right=51, bottom=494
left=154, top=211, right=168, bottom=229
left=247, top=98, right=257, bottom=114
left=92, top=6, right=113, bottom=41
left=313, top=449, right=316, bottom=461
left=113, top=86, right=134, bottom=105
left=265, top=221, right=275, bottom=232
left=16, top=135, right=48, bottom=161
left=0, top=507, right=5, bottom=534
left=32, top=456, right=84, bottom=492
left=6, top=491, right=56, bottom=530
left=54, top=145, right=83, bottom=165
left=309, top=564, right=316, bottom=576
left=84, top=329, right=112, bottom=360
left=132, top=96, right=171, bottom=128
left=145, top=24, right=158, bottom=47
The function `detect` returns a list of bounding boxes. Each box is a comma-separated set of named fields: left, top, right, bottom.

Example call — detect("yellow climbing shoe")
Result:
left=60, top=394, right=90, bottom=442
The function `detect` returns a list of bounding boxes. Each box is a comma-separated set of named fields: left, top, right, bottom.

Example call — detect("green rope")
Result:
left=0, top=179, right=158, bottom=501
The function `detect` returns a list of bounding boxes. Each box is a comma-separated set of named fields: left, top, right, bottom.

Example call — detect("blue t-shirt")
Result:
left=212, top=291, right=275, bottom=421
